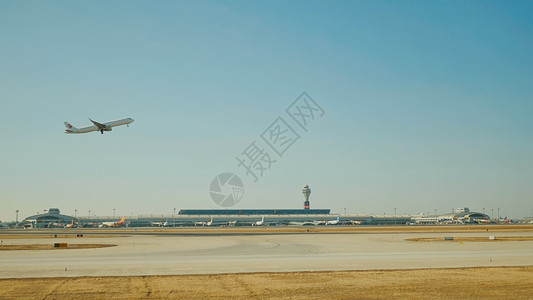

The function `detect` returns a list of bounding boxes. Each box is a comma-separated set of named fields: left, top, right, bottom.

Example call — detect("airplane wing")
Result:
left=89, top=118, right=107, bottom=130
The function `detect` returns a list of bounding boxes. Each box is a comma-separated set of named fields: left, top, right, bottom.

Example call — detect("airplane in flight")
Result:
left=64, top=118, right=134, bottom=134
left=100, top=216, right=126, bottom=228
left=326, top=215, right=341, bottom=225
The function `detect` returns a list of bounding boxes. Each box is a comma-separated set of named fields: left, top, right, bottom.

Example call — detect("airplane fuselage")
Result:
left=65, top=118, right=134, bottom=134
left=100, top=216, right=126, bottom=227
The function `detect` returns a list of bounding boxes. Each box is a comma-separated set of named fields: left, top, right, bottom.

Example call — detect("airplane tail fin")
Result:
left=64, top=122, right=78, bottom=131
left=120, top=216, right=126, bottom=223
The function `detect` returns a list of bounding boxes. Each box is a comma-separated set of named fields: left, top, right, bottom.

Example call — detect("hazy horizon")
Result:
left=1, top=1, right=532, bottom=222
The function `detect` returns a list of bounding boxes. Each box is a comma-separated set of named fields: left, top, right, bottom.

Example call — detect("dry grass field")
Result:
left=0, top=234, right=128, bottom=239
left=406, top=236, right=533, bottom=242
left=0, top=244, right=116, bottom=250
left=0, top=266, right=531, bottom=299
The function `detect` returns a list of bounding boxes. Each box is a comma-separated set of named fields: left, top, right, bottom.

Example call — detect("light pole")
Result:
left=74, top=209, right=77, bottom=218
left=483, top=208, right=485, bottom=214
left=491, top=208, right=494, bottom=220
left=394, top=208, right=397, bottom=225
left=113, top=208, right=116, bottom=219
left=498, top=208, right=500, bottom=220
left=173, top=208, right=176, bottom=227
left=88, top=210, right=91, bottom=221
left=15, top=210, right=19, bottom=223
left=344, top=208, right=347, bottom=217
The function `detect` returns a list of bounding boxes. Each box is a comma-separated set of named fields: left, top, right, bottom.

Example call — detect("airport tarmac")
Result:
left=1, top=229, right=532, bottom=278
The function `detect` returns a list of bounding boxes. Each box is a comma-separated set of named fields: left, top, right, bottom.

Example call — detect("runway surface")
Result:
left=1, top=230, right=532, bottom=278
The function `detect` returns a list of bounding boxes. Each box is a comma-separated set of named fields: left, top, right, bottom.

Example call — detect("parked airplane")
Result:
left=194, top=221, right=207, bottom=226
left=326, top=215, right=340, bottom=225
left=100, top=216, right=126, bottom=227
left=64, top=118, right=134, bottom=134
left=288, top=220, right=322, bottom=226
left=65, top=219, right=76, bottom=228
left=47, top=222, right=65, bottom=228
left=194, top=217, right=214, bottom=226
left=252, top=216, right=265, bottom=226
left=151, top=220, right=169, bottom=227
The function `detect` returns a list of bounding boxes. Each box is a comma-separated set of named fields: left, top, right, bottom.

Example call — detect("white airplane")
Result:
left=64, top=118, right=134, bottom=134
left=151, top=220, right=169, bottom=227
left=252, top=216, right=265, bottom=226
left=194, top=217, right=214, bottom=227
left=288, top=220, right=320, bottom=226
left=100, top=216, right=126, bottom=227
left=476, top=219, right=491, bottom=224
left=326, top=215, right=340, bottom=225
left=47, top=222, right=65, bottom=228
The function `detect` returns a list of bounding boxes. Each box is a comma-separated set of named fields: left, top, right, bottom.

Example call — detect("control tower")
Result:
left=302, top=184, right=311, bottom=209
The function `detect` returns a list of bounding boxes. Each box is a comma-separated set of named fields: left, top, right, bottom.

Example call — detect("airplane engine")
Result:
left=104, top=127, right=112, bottom=131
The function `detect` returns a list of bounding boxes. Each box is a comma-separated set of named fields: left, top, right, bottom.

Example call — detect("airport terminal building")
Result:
left=23, top=208, right=77, bottom=228
left=178, top=209, right=331, bottom=215
left=412, top=208, right=491, bottom=224
left=19, top=205, right=491, bottom=228
left=120, top=210, right=413, bottom=227
left=17, top=187, right=477, bottom=228
left=20, top=208, right=444, bottom=228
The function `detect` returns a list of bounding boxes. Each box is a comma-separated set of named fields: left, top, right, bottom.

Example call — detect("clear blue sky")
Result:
left=1, top=0, right=532, bottom=221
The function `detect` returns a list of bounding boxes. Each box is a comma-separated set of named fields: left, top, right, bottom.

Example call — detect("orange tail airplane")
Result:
left=66, top=219, right=75, bottom=228
left=100, top=216, right=126, bottom=227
